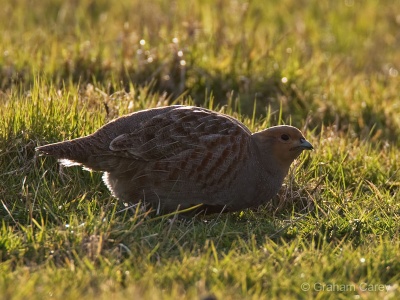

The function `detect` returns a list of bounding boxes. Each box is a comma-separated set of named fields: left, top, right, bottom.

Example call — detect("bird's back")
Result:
left=36, top=106, right=185, bottom=170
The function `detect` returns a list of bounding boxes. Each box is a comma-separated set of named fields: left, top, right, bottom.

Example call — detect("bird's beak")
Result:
left=299, top=138, right=313, bottom=150
left=290, top=138, right=314, bottom=151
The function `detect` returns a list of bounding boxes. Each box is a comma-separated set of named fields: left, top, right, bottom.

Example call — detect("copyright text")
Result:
left=300, top=282, right=392, bottom=292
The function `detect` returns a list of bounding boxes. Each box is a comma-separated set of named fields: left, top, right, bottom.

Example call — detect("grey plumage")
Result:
left=36, top=105, right=313, bottom=213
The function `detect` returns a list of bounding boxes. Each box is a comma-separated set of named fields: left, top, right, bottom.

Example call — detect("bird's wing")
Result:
left=109, top=106, right=252, bottom=161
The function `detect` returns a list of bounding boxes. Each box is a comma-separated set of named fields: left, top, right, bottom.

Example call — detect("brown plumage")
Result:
left=36, top=105, right=313, bottom=213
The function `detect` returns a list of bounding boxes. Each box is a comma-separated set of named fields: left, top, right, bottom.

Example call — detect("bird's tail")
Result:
left=36, top=137, right=92, bottom=167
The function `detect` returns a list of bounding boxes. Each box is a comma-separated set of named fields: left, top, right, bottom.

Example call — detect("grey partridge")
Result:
left=36, top=105, right=313, bottom=213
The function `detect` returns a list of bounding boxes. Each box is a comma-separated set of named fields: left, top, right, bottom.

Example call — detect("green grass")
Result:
left=1, top=0, right=400, bottom=299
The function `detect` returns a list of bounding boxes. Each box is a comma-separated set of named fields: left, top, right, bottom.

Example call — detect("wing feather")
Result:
left=109, top=107, right=251, bottom=161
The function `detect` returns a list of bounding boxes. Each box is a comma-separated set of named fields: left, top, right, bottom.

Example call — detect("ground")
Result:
left=0, top=0, right=399, bottom=299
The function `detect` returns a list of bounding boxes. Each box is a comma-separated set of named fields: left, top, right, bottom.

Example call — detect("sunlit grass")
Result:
left=0, top=0, right=400, bottom=299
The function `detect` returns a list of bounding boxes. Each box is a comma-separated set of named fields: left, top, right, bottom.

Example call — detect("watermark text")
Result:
left=301, top=282, right=392, bottom=292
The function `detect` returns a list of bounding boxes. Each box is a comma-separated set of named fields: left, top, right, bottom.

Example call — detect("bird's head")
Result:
left=252, top=125, right=313, bottom=172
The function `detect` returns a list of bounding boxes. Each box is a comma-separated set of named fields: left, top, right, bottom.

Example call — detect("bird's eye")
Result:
left=281, top=134, right=290, bottom=141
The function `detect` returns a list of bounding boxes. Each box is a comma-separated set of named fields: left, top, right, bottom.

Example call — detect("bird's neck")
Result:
left=262, top=160, right=289, bottom=186
left=253, top=146, right=290, bottom=179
